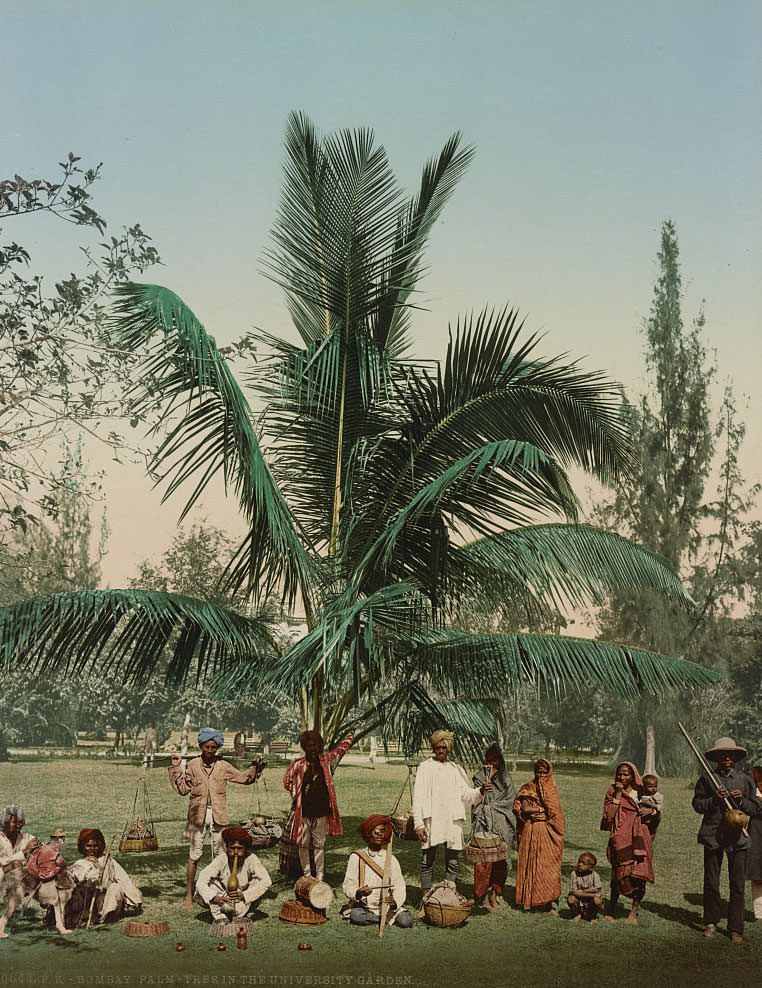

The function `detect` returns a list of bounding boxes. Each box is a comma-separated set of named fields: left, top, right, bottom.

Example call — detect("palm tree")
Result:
left=0, top=113, right=720, bottom=754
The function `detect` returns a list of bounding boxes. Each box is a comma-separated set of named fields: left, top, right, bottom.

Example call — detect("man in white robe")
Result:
left=412, top=730, right=491, bottom=906
left=195, top=827, right=271, bottom=922
left=69, top=829, right=141, bottom=925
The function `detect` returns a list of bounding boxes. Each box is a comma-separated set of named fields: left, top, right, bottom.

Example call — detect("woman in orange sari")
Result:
left=513, top=759, right=565, bottom=913
left=600, top=762, right=659, bottom=924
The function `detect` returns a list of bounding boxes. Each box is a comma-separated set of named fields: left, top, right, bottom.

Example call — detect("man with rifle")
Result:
left=691, top=735, right=759, bottom=944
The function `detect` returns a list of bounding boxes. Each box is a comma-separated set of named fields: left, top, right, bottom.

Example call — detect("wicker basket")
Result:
left=279, top=837, right=315, bottom=879
left=210, top=917, right=256, bottom=938
left=390, top=812, right=417, bottom=840
left=278, top=899, right=328, bottom=925
left=464, top=837, right=507, bottom=864
left=124, top=920, right=170, bottom=937
left=422, top=900, right=472, bottom=928
left=119, top=836, right=159, bottom=853
left=242, top=818, right=284, bottom=849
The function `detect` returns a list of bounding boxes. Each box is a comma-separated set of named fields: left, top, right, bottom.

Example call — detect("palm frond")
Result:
left=353, top=310, right=633, bottom=568
left=370, top=133, right=475, bottom=356
left=0, top=590, right=278, bottom=689
left=111, top=282, right=313, bottom=604
left=259, top=581, right=425, bottom=699
left=265, top=112, right=408, bottom=331
left=406, top=628, right=722, bottom=699
left=357, top=439, right=576, bottom=579
left=452, top=523, right=696, bottom=613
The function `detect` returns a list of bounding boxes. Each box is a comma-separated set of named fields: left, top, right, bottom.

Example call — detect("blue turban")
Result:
left=1, top=804, right=24, bottom=826
left=197, top=727, right=224, bottom=747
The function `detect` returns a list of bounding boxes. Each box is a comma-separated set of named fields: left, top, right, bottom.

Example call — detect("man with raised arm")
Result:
left=170, top=726, right=265, bottom=911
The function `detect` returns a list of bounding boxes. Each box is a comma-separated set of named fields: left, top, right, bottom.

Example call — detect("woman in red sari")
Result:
left=601, top=762, right=659, bottom=924
left=513, top=759, right=565, bottom=913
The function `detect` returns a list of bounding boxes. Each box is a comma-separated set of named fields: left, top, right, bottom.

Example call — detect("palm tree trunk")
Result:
left=644, top=724, right=656, bottom=776
left=329, top=348, right=347, bottom=556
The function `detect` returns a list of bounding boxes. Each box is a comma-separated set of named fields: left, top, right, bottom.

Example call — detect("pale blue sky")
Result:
left=4, top=1, right=761, bottom=584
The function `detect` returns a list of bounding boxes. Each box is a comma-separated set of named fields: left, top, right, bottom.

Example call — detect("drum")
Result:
left=294, top=875, right=333, bottom=911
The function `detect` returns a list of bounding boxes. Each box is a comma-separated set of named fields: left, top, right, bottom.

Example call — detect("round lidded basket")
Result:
left=422, top=900, right=472, bottom=928
left=124, top=920, right=170, bottom=937
left=278, top=900, right=328, bottom=925
left=119, top=836, right=159, bottom=853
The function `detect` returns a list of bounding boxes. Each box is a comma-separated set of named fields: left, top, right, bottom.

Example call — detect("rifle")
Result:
left=676, top=722, right=749, bottom=836
left=86, top=834, right=117, bottom=928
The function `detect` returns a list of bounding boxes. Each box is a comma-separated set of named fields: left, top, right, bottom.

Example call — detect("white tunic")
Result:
left=342, top=847, right=406, bottom=923
left=69, top=855, right=142, bottom=921
left=196, top=851, right=271, bottom=910
left=0, top=831, right=36, bottom=869
left=412, top=759, right=483, bottom=849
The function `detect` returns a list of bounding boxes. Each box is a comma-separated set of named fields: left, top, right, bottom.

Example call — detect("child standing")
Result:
left=567, top=852, right=602, bottom=922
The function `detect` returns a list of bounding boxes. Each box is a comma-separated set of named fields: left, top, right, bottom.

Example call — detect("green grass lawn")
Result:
left=0, top=758, right=759, bottom=986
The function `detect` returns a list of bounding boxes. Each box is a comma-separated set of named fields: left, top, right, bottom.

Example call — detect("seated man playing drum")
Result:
left=195, top=827, right=271, bottom=923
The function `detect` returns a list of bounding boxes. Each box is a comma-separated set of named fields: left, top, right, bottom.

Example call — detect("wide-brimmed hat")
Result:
left=49, top=828, right=66, bottom=838
left=704, top=737, right=747, bottom=762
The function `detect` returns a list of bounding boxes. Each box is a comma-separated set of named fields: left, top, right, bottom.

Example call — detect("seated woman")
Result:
left=195, top=827, right=271, bottom=922
left=342, top=815, right=413, bottom=928
left=601, top=762, right=659, bottom=924
left=66, top=829, right=142, bottom=927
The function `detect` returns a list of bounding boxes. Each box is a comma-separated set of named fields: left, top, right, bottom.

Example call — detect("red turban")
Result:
left=221, top=827, right=253, bottom=848
left=77, top=828, right=105, bottom=856
left=358, top=815, right=393, bottom=844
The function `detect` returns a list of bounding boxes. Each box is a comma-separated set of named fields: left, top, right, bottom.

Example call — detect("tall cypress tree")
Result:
left=595, top=220, right=754, bottom=772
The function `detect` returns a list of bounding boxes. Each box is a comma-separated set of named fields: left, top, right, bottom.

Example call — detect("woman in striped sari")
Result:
left=513, top=759, right=565, bottom=913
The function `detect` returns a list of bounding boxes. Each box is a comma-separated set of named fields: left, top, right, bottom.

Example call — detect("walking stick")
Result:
left=676, top=722, right=749, bottom=836
left=378, top=831, right=393, bottom=938
left=86, top=834, right=117, bottom=929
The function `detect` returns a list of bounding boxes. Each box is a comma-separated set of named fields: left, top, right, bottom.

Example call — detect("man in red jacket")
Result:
left=284, top=731, right=354, bottom=881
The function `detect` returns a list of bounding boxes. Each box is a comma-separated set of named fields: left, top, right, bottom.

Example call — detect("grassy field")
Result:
left=0, top=758, right=759, bottom=987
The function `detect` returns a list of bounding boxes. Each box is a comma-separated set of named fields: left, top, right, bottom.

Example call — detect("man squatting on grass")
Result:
left=342, top=815, right=413, bottom=928
left=195, top=827, right=271, bottom=923
left=169, top=727, right=266, bottom=911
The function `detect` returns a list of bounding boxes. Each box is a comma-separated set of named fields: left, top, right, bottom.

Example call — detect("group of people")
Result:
left=2, top=726, right=761, bottom=941
left=0, top=808, right=141, bottom=938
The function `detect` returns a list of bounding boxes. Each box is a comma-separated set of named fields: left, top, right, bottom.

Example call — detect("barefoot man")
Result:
left=170, top=727, right=265, bottom=911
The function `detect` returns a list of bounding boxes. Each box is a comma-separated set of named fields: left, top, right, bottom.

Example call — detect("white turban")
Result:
left=430, top=730, right=454, bottom=751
